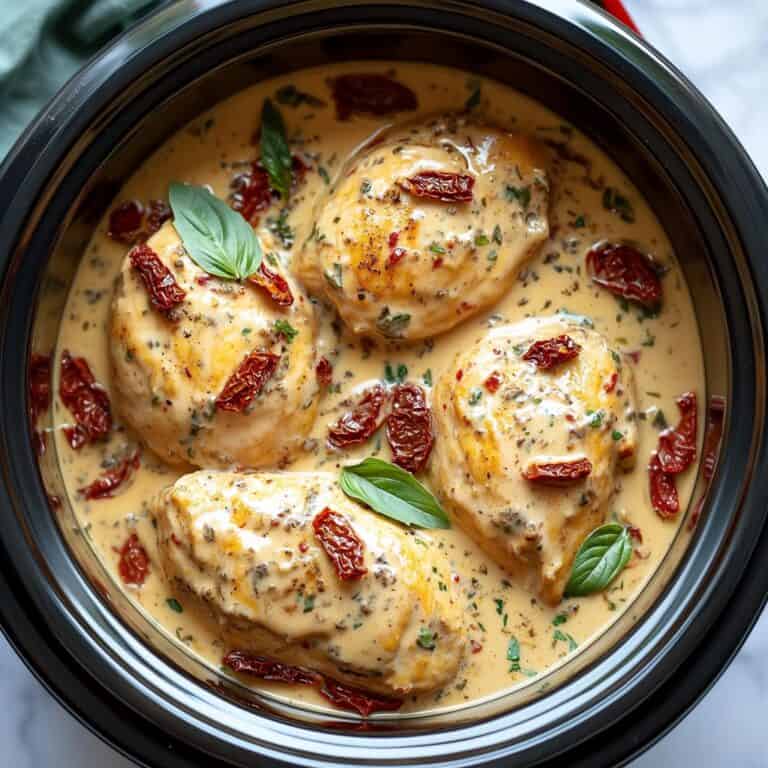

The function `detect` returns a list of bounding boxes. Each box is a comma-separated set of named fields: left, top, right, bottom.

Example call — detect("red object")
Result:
left=602, top=0, right=640, bottom=34
left=107, top=200, right=145, bottom=243
left=144, top=199, right=172, bottom=235
left=398, top=171, right=475, bottom=203
left=628, top=525, right=643, bottom=543
left=604, top=371, right=619, bottom=393
left=522, top=457, right=593, bottom=486
left=386, top=231, right=406, bottom=267
left=230, top=163, right=273, bottom=224
left=328, top=386, right=388, bottom=448
left=522, top=335, right=581, bottom=370
left=29, top=353, right=51, bottom=423
left=312, top=507, right=368, bottom=581
left=248, top=262, right=294, bottom=307
left=117, top=533, right=150, bottom=585
left=316, top=356, right=333, bottom=387
left=331, top=74, right=418, bottom=120
left=129, top=243, right=187, bottom=316
left=656, top=391, right=697, bottom=474
left=386, top=383, right=434, bottom=473
left=319, top=678, right=403, bottom=717
left=223, top=652, right=322, bottom=686
left=59, top=351, right=112, bottom=449
left=586, top=243, right=662, bottom=306
left=215, top=351, right=280, bottom=413
left=484, top=371, right=503, bottom=393
left=80, top=451, right=140, bottom=500
left=649, top=452, right=679, bottom=518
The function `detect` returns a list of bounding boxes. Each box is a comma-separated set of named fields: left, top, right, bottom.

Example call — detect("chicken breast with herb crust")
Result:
left=153, top=470, right=465, bottom=697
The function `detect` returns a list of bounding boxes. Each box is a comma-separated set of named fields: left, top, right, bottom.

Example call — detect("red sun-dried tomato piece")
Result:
left=649, top=453, right=679, bottom=519
left=223, top=651, right=323, bottom=686
left=656, top=391, right=697, bottom=474
left=313, top=507, right=368, bottom=581
left=129, top=243, right=187, bottom=317
left=29, top=353, right=51, bottom=423
left=522, top=334, right=581, bottom=370
left=316, top=356, right=333, bottom=387
left=117, top=533, right=150, bottom=585
left=386, top=383, right=434, bottom=473
left=230, top=163, right=273, bottom=224
left=331, top=74, right=418, bottom=120
left=59, top=351, right=112, bottom=449
left=80, top=450, right=140, bottom=500
left=397, top=171, right=475, bottom=203
left=247, top=262, right=294, bottom=307
left=319, top=678, right=403, bottom=717
left=215, top=351, right=280, bottom=413
left=604, top=371, right=619, bottom=393
left=145, top=199, right=172, bottom=235
left=108, top=200, right=145, bottom=243
left=328, top=386, right=388, bottom=448
left=586, top=242, right=662, bottom=306
left=522, top=457, right=593, bottom=486
left=484, top=371, right=502, bottom=393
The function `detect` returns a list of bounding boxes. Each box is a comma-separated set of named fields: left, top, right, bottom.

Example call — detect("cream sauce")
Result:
left=52, top=61, right=704, bottom=714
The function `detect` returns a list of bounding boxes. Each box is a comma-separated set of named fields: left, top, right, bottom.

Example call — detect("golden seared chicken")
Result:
left=431, top=316, right=638, bottom=604
left=153, top=470, right=465, bottom=697
left=110, top=222, right=318, bottom=469
left=296, top=114, right=549, bottom=341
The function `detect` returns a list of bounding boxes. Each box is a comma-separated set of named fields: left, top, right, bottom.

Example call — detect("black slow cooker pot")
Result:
left=0, top=1, right=766, bottom=766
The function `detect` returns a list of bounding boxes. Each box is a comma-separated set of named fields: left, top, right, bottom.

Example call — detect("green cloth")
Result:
left=0, top=0, right=162, bottom=160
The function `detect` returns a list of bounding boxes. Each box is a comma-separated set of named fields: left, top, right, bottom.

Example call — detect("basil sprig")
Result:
left=340, top=458, right=449, bottom=529
left=564, top=523, right=632, bottom=597
left=169, top=182, right=262, bottom=279
left=260, top=99, right=292, bottom=200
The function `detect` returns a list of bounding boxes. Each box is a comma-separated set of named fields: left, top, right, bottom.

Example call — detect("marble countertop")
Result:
left=1, top=0, right=766, bottom=765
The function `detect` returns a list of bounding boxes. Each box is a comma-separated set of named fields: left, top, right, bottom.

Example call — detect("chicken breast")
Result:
left=430, top=316, right=638, bottom=604
left=153, top=470, right=465, bottom=697
left=110, top=222, right=318, bottom=469
left=295, top=114, right=550, bottom=341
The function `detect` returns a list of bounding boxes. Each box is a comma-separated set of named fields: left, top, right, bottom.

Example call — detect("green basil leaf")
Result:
left=339, top=458, right=449, bottom=529
left=169, top=182, right=262, bottom=280
left=564, top=523, right=632, bottom=597
left=260, top=99, right=292, bottom=200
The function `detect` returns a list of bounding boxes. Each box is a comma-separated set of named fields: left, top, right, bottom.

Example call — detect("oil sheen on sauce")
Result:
left=52, top=62, right=705, bottom=714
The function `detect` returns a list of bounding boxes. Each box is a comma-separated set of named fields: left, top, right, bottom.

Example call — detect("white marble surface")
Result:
left=1, top=1, right=767, bottom=765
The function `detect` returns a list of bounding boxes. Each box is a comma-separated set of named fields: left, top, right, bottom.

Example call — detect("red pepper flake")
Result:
left=298, top=541, right=309, bottom=553
left=522, top=335, right=581, bottom=370
left=312, top=507, right=368, bottom=581
left=398, top=170, right=475, bottom=203
left=330, top=73, right=418, bottom=120
left=432, top=257, right=444, bottom=269
left=320, top=678, right=402, bottom=717
left=586, top=242, right=662, bottom=306
left=628, top=525, right=643, bottom=543
left=604, top=371, right=619, bottom=393
left=223, top=651, right=322, bottom=686
left=129, top=243, right=187, bottom=317
left=80, top=450, right=140, bottom=500
left=484, top=371, right=502, bottom=393
left=116, top=533, right=150, bottom=585
left=522, top=457, right=593, bottom=486
left=247, top=262, right=294, bottom=307
left=107, top=200, right=145, bottom=243
left=59, top=351, right=112, bottom=449
left=455, top=369, right=463, bottom=381
left=316, top=356, right=333, bottom=387
left=470, top=640, right=483, bottom=654
left=649, top=452, right=678, bottom=518
left=386, top=231, right=406, bottom=267
left=327, top=386, right=387, bottom=448
left=230, top=163, right=273, bottom=225
left=215, top=351, right=280, bottom=413
left=386, top=383, right=434, bottom=473
left=656, top=391, right=697, bottom=474
left=29, top=353, right=51, bottom=423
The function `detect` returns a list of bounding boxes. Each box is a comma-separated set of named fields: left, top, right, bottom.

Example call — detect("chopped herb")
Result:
left=646, top=390, right=661, bottom=398
left=494, top=598, right=504, bottom=615
left=653, top=409, right=668, bottom=429
left=487, top=249, right=498, bottom=263
left=429, top=242, right=446, bottom=255
left=275, top=84, right=325, bottom=108
left=376, top=307, right=411, bottom=338
left=611, top=350, right=622, bottom=365
left=589, top=410, right=604, bottom=428
left=360, top=178, right=372, bottom=196
left=474, top=233, right=490, bottom=247
left=573, top=215, right=586, bottom=228
left=266, top=208, right=294, bottom=248
left=513, top=343, right=526, bottom=356
left=274, top=319, right=298, bottom=343
left=423, top=369, right=433, bottom=386
left=552, top=613, right=568, bottom=626
left=166, top=598, right=183, bottom=613
left=492, top=224, right=503, bottom=244
left=303, top=594, right=315, bottom=613
left=521, top=668, right=538, bottom=678
left=318, top=166, right=331, bottom=185
left=611, top=429, right=623, bottom=441
left=468, top=388, right=483, bottom=406
left=417, top=626, right=437, bottom=650
left=507, top=637, right=521, bottom=672
left=641, top=329, right=656, bottom=347
left=384, top=362, right=408, bottom=384
left=241, top=327, right=252, bottom=336
left=553, top=629, right=578, bottom=652
left=602, top=187, right=635, bottom=223
left=505, top=185, right=531, bottom=209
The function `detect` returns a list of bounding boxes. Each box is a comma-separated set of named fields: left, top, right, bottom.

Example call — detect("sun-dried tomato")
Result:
left=108, top=200, right=145, bottom=243
left=522, top=457, right=593, bottom=486
left=129, top=243, right=187, bottom=317
left=522, top=335, right=581, bottom=370
left=29, top=353, right=51, bottom=423
left=386, top=383, right=433, bottom=473
left=484, top=371, right=502, bottom=393
left=656, top=391, right=697, bottom=474
left=80, top=451, right=140, bottom=500
left=586, top=243, right=662, bottom=306
left=145, top=199, right=172, bottom=235
left=313, top=507, right=368, bottom=581
left=331, top=74, right=418, bottom=120
left=316, top=356, right=333, bottom=387
left=247, top=262, right=294, bottom=307
left=397, top=171, right=475, bottom=203
left=59, top=351, right=112, bottom=449
left=319, top=678, right=403, bottom=717
left=328, top=386, right=387, bottom=448
left=604, top=371, right=619, bottom=393
left=215, top=351, right=280, bottom=413
left=223, top=651, right=322, bottom=686
left=649, top=453, right=679, bottom=518
left=230, top=163, right=273, bottom=224
left=117, top=533, right=150, bottom=585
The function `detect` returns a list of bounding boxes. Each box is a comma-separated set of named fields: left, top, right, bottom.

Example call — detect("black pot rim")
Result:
left=0, top=2, right=767, bottom=767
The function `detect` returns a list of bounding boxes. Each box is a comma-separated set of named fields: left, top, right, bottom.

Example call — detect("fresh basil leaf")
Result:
left=260, top=99, right=292, bottom=201
left=564, top=523, right=632, bottom=597
left=169, top=182, right=262, bottom=280
left=340, top=458, right=449, bottom=529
